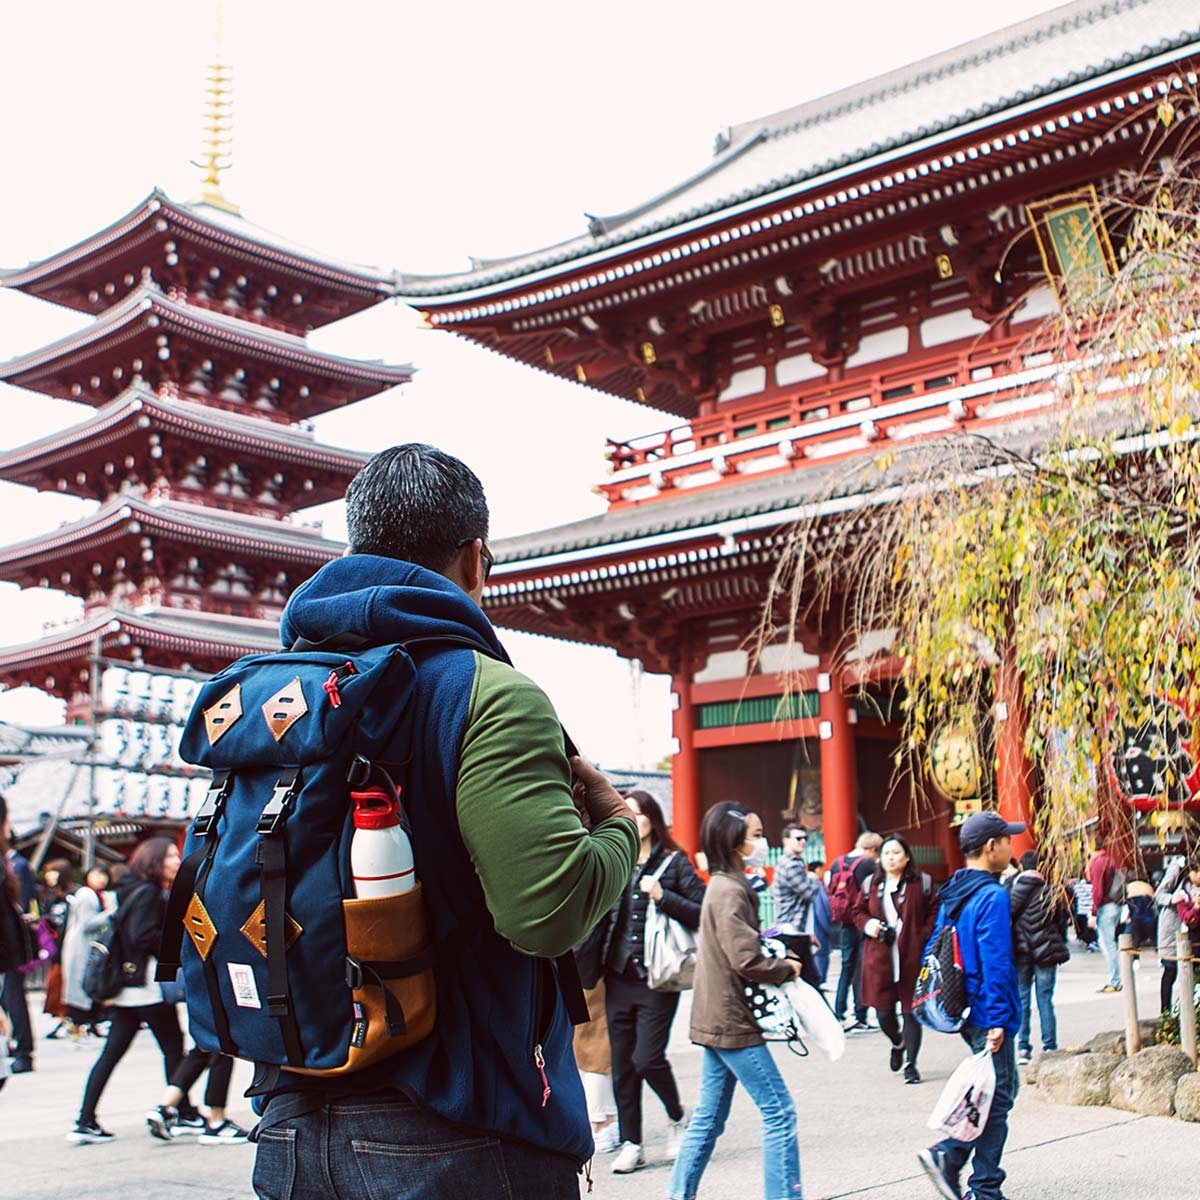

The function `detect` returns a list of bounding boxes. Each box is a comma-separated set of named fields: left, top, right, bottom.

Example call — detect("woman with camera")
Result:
left=853, top=833, right=934, bottom=1084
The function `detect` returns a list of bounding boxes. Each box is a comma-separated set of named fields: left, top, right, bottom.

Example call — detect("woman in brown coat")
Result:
left=852, top=833, right=934, bottom=1084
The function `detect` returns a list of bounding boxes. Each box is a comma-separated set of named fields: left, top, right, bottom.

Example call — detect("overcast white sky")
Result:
left=0, top=0, right=1065, bottom=769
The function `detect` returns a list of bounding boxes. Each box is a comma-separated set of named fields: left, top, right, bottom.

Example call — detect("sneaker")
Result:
left=9, top=1057, right=33, bottom=1074
left=67, top=1122, right=115, bottom=1145
left=146, top=1105, right=178, bottom=1141
left=593, top=1124, right=621, bottom=1154
left=917, top=1147, right=960, bottom=1200
left=198, top=1119, right=250, bottom=1145
left=665, top=1110, right=688, bottom=1162
left=889, top=1044, right=905, bottom=1072
left=843, top=1020, right=872, bottom=1034
left=611, top=1142, right=645, bottom=1174
left=1017, top=1049, right=1032, bottom=1066
left=172, top=1112, right=208, bottom=1137
left=1098, top=984, right=1122, bottom=993
left=904, top=1065, right=922, bottom=1084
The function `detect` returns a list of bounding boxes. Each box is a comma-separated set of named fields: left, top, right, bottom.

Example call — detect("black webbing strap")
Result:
left=553, top=951, right=589, bottom=1027
left=345, top=949, right=434, bottom=1038
left=156, top=770, right=232, bottom=980
left=194, top=849, right=237, bottom=1057
left=258, top=770, right=304, bottom=1068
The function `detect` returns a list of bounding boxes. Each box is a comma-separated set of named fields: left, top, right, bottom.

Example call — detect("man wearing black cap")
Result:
left=918, top=811, right=1024, bottom=1200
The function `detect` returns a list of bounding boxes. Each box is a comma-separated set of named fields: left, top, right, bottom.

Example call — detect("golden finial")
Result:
left=197, top=0, right=239, bottom=213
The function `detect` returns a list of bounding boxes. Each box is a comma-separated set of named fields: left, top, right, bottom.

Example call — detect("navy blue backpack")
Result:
left=158, top=638, right=450, bottom=1077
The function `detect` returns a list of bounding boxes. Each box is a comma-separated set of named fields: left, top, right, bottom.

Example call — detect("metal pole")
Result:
left=84, top=634, right=103, bottom=871
left=1176, top=929, right=1197, bottom=1067
left=1118, top=932, right=1139, bottom=1053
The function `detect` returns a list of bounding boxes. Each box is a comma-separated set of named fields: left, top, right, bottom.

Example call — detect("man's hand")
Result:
left=788, top=959, right=803, bottom=978
left=569, top=756, right=635, bottom=831
left=986, top=1027, right=1005, bottom=1054
left=1087, top=915, right=1097, bottom=929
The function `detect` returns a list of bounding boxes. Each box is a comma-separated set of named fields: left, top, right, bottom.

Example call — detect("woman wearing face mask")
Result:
left=852, top=833, right=934, bottom=1084
left=668, top=803, right=804, bottom=1200
left=598, top=790, right=706, bottom=1176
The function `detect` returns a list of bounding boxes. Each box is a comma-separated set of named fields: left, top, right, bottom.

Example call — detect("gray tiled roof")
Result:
left=397, top=0, right=1200, bottom=299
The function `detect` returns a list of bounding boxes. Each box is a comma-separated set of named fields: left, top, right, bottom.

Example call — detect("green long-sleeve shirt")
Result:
left=455, top=654, right=638, bottom=958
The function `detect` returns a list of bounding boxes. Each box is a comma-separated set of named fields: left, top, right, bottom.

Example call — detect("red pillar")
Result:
left=671, top=637, right=701, bottom=856
left=819, top=665, right=858, bottom=864
left=995, top=649, right=1036, bottom=858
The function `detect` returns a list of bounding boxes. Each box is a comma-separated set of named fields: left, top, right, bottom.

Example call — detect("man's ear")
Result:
left=459, top=538, right=484, bottom=596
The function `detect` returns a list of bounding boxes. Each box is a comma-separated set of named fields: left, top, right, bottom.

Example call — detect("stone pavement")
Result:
left=2, top=945, right=1194, bottom=1199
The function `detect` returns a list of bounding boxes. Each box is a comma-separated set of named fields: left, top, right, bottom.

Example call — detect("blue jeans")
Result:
left=1097, top=903, right=1120, bottom=987
left=834, top=924, right=866, bottom=1022
left=1016, top=962, right=1058, bottom=1054
left=935, top=1027, right=1018, bottom=1200
left=252, top=1093, right=581, bottom=1200
left=667, top=1043, right=801, bottom=1200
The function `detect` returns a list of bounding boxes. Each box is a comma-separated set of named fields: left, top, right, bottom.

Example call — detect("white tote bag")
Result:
left=781, top=977, right=845, bottom=1062
left=643, top=854, right=698, bottom=991
left=927, top=1050, right=996, bottom=1143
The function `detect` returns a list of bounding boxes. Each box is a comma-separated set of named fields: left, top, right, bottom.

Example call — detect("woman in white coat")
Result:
left=60, top=864, right=113, bottom=1037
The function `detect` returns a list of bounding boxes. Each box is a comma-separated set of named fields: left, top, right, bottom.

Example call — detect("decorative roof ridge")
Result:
left=730, top=0, right=1151, bottom=147
left=0, top=492, right=343, bottom=565
left=396, top=10, right=1200, bottom=299
left=0, top=188, right=396, bottom=293
left=0, top=386, right=368, bottom=474
left=0, top=285, right=414, bottom=381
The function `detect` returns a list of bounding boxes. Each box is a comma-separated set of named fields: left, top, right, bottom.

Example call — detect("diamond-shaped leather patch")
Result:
left=240, top=900, right=303, bottom=959
left=262, top=677, right=308, bottom=742
left=184, top=893, right=218, bottom=962
left=203, top=684, right=243, bottom=745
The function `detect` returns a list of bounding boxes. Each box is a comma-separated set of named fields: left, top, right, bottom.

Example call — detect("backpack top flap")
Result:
left=180, top=644, right=418, bottom=770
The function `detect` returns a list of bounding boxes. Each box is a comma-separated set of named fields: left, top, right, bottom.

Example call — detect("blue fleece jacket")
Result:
left=927, top=868, right=1021, bottom=1035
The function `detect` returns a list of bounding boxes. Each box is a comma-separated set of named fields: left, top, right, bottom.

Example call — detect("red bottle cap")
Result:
left=351, top=786, right=402, bottom=829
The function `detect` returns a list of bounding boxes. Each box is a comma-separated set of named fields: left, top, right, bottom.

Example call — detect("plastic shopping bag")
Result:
left=926, top=1050, right=995, bottom=1143
left=782, top=978, right=845, bottom=1062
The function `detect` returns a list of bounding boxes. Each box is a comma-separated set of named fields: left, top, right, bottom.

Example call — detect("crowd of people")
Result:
left=0, top=796, right=249, bottom=1142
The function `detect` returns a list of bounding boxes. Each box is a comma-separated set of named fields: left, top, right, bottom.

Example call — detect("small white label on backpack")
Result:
left=228, top=963, right=262, bottom=1009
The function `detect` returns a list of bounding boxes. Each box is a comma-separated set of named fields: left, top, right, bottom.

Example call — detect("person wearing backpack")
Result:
left=918, top=811, right=1023, bottom=1200
left=1008, top=850, right=1069, bottom=1065
left=825, top=831, right=882, bottom=1031
left=1086, top=836, right=1124, bottom=992
left=242, top=445, right=638, bottom=1200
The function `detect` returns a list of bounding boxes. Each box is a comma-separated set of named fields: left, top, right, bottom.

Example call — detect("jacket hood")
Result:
left=279, top=555, right=510, bottom=662
left=936, top=867, right=1000, bottom=913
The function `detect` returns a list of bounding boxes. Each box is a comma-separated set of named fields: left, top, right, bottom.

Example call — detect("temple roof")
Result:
left=0, top=285, right=413, bottom=418
left=397, top=0, right=1200, bottom=301
left=0, top=494, right=342, bottom=589
left=0, top=190, right=396, bottom=330
left=0, top=385, right=369, bottom=504
left=0, top=605, right=279, bottom=685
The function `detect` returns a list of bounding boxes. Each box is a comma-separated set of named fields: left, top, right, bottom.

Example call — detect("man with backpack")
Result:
left=228, top=445, right=639, bottom=1199
left=918, top=811, right=1023, bottom=1200
left=825, top=831, right=881, bottom=1031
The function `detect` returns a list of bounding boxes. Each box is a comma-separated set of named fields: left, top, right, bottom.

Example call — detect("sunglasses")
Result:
left=459, top=537, right=494, bottom=584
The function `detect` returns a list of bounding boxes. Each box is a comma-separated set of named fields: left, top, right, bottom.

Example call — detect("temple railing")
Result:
left=601, top=327, right=1070, bottom=505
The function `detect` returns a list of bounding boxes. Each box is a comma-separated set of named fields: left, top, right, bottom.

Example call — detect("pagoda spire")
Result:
left=196, top=0, right=238, bottom=214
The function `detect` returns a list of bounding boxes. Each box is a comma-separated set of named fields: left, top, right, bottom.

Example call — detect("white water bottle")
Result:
left=350, top=784, right=416, bottom=898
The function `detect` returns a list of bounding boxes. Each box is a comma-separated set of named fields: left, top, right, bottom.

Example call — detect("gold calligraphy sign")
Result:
left=1026, top=186, right=1117, bottom=312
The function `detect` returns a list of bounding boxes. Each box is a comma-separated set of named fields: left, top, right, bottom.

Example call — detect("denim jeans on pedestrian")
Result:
left=1016, top=961, right=1058, bottom=1054
left=252, top=1092, right=581, bottom=1200
left=1097, top=902, right=1121, bottom=987
left=834, top=924, right=866, bottom=1023
left=667, top=1043, right=802, bottom=1200
left=934, top=1026, right=1018, bottom=1200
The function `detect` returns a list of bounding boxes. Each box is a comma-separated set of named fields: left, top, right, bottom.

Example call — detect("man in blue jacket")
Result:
left=919, top=811, right=1023, bottom=1200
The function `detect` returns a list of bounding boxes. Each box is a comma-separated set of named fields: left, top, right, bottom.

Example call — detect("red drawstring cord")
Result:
left=322, top=662, right=357, bottom=708
left=534, top=1044, right=551, bottom=1108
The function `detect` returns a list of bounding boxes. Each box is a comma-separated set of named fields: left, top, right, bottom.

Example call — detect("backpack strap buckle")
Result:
left=193, top=770, right=233, bottom=837
left=257, top=770, right=300, bottom=835
left=345, top=956, right=364, bottom=990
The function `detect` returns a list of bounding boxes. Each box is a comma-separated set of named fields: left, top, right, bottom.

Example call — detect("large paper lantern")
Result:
left=1106, top=695, right=1200, bottom=812
left=928, top=720, right=984, bottom=802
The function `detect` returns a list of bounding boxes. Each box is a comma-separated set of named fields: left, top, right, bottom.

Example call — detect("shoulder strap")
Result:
left=649, top=852, right=677, bottom=884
